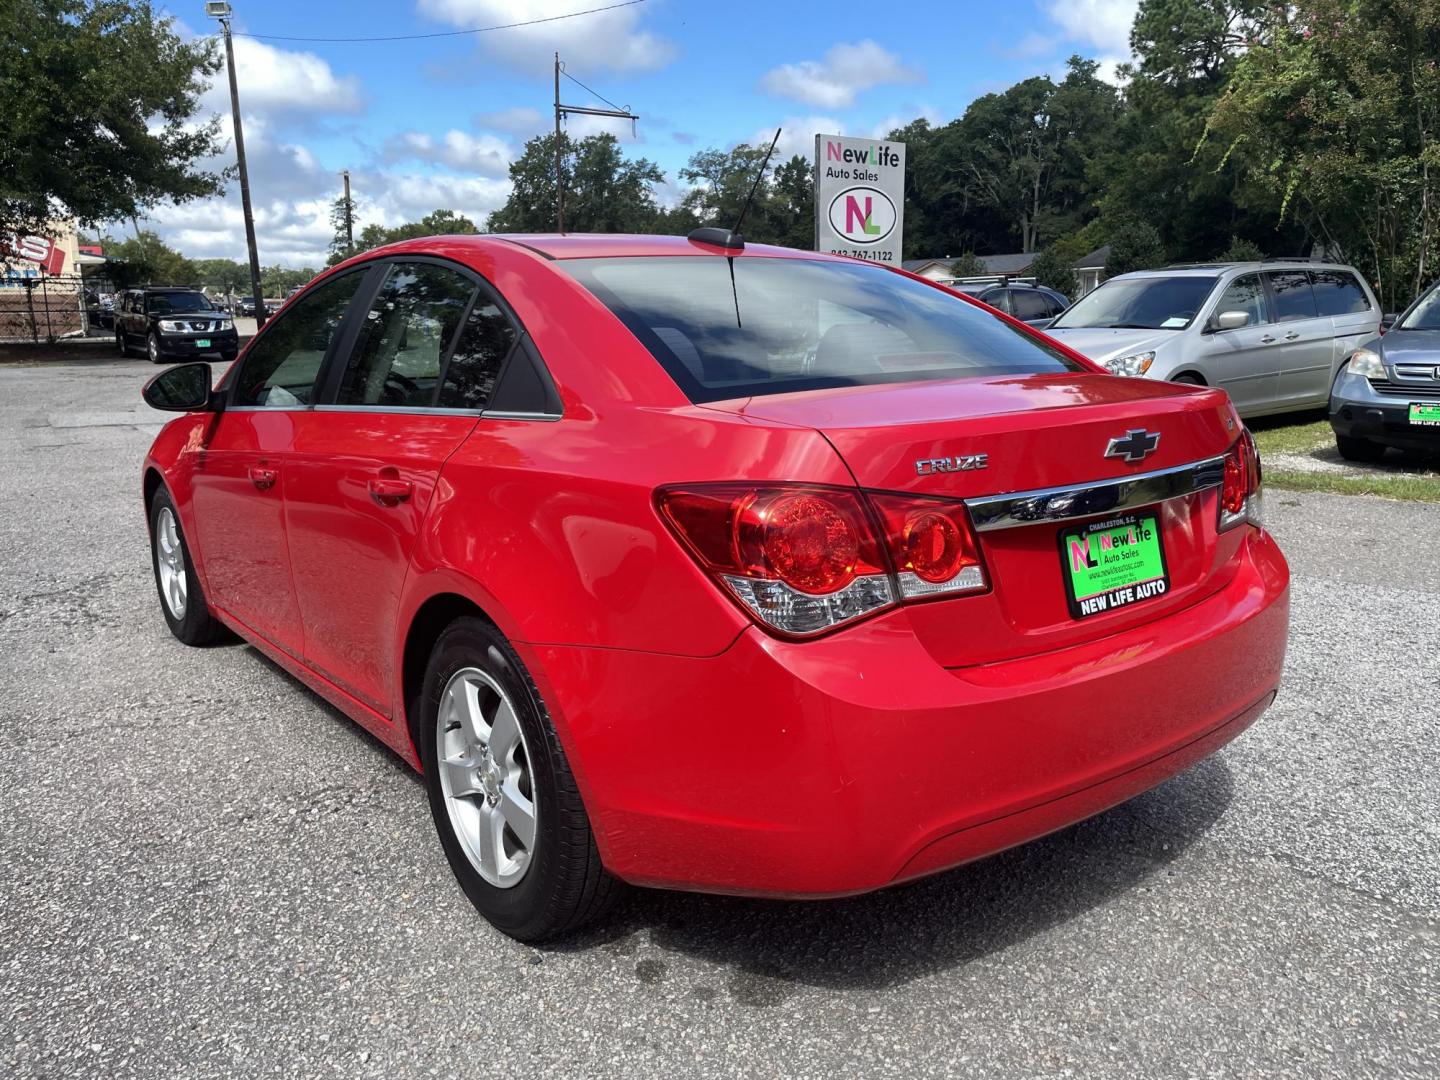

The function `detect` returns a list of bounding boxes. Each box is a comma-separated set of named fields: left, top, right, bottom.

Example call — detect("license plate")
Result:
left=1058, top=511, right=1170, bottom=619
left=1410, top=402, right=1440, bottom=426
left=195, top=338, right=211, bottom=348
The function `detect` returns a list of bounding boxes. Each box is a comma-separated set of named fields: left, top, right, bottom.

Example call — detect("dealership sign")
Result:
left=814, top=134, right=905, bottom=264
left=2, top=233, right=67, bottom=275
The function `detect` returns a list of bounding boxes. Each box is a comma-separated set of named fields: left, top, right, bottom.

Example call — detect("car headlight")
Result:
left=216, top=318, right=233, bottom=330
left=1103, top=351, right=1155, bottom=377
left=158, top=319, right=185, bottom=333
left=1346, top=347, right=1385, bottom=379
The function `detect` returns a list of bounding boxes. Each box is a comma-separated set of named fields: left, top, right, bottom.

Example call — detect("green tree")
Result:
left=1217, top=237, right=1264, bottom=262
left=1203, top=0, right=1440, bottom=308
left=98, top=230, right=196, bottom=285
left=949, top=252, right=987, bottom=278
left=0, top=1, right=225, bottom=245
left=487, top=133, right=666, bottom=234
left=327, top=192, right=359, bottom=265
left=1106, top=221, right=1167, bottom=276
left=1029, top=246, right=1078, bottom=295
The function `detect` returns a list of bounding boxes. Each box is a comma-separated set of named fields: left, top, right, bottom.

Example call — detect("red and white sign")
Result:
left=3, top=234, right=67, bottom=275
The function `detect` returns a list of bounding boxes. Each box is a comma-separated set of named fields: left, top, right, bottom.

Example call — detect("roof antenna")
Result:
left=688, top=127, right=782, bottom=252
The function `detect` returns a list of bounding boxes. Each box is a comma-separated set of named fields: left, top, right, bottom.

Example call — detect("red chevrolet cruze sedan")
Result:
left=141, top=232, right=1289, bottom=941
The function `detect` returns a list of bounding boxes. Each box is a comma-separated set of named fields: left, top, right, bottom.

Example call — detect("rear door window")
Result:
left=336, top=262, right=477, bottom=408
left=1266, top=271, right=1319, bottom=322
left=1309, top=270, right=1371, bottom=316
left=1011, top=290, right=1052, bottom=321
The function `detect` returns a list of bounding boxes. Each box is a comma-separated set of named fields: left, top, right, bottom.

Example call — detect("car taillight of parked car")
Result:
left=657, top=484, right=988, bottom=637
left=1219, top=429, right=1263, bottom=532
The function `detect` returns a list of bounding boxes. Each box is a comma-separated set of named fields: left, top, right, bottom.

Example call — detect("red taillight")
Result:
left=657, top=484, right=986, bottom=635
left=867, top=493, right=987, bottom=600
left=1219, top=430, right=1263, bottom=531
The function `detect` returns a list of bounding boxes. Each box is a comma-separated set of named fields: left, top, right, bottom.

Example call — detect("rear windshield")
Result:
left=560, top=256, right=1085, bottom=403
left=1050, top=275, right=1219, bottom=331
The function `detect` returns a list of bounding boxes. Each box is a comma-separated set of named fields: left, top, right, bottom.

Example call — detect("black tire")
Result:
left=147, top=332, right=164, bottom=364
left=1335, top=434, right=1388, bottom=463
left=1172, top=373, right=1203, bottom=385
left=148, top=488, right=230, bottom=646
left=420, top=616, right=620, bottom=941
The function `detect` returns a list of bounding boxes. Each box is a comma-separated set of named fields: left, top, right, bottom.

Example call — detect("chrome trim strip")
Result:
left=964, top=456, right=1227, bottom=532
left=313, top=404, right=482, bottom=417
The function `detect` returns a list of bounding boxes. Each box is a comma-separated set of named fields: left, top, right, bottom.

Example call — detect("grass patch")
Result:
left=1264, top=468, right=1440, bottom=502
left=1249, top=417, right=1332, bottom=456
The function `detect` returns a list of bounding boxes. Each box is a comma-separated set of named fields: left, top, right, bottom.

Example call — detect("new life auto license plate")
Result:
left=196, top=338, right=211, bottom=348
left=1409, top=402, right=1440, bottom=426
left=1058, top=511, right=1170, bottom=619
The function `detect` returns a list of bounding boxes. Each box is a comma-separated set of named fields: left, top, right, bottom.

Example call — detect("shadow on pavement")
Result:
left=555, top=757, right=1235, bottom=998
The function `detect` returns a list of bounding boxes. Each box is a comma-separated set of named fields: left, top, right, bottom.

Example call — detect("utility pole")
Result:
left=341, top=170, right=354, bottom=255
left=208, top=2, right=266, bottom=328
left=553, top=53, right=639, bottom=234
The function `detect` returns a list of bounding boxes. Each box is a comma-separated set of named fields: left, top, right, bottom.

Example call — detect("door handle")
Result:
left=1260, top=334, right=1276, bottom=343
left=248, top=465, right=277, bottom=490
left=1284, top=331, right=1301, bottom=340
left=368, top=475, right=413, bottom=505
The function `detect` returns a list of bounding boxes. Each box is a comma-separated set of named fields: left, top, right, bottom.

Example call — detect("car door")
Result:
left=282, top=258, right=519, bottom=715
left=1266, top=269, right=1334, bottom=408
left=1311, top=268, right=1380, bottom=398
left=188, top=267, right=370, bottom=654
left=1199, top=272, right=1282, bottom=411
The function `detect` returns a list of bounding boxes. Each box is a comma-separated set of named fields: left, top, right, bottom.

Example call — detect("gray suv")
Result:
left=1045, top=262, right=1379, bottom=417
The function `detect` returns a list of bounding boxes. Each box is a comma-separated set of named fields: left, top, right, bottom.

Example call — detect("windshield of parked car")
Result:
left=1049, top=275, right=1219, bottom=331
left=148, top=292, right=215, bottom=314
left=1399, top=284, right=1440, bottom=330
left=560, top=256, right=1086, bottom=403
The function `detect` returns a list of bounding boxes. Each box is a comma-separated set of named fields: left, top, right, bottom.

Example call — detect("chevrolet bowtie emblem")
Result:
left=1104, top=428, right=1161, bottom=464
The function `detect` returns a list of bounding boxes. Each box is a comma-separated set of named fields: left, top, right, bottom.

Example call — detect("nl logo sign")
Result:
left=814, top=134, right=905, bottom=263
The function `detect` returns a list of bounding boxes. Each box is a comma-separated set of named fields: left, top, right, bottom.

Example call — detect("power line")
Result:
left=232, top=0, right=646, bottom=44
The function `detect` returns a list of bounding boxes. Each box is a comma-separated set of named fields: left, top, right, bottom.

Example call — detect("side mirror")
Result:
left=1381, top=313, right=1399, bottom=332
left=1215, top=310, right=1250, bottom=331
left=142, top=362, right=218, bottom=412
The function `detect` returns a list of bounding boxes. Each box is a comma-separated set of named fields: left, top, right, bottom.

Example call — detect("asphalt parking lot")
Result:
left=2, top=357, right=1437, bottom=1080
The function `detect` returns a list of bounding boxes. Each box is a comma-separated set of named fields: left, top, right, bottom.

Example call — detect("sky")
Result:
left=145, top=0, right=1141, bottom=267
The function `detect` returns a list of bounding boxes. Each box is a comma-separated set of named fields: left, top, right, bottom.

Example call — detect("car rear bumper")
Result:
left=530, top=527, right=1290, bottom=897
left=1330, top=370, right=1440, bottom=450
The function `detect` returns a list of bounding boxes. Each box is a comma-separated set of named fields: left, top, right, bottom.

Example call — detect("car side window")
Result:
left=1310, top=270, right=1371, bottom=316
left=437, top=289, right=519, bottom=410
left=336, top=262, right=477, bottom=408
left=982, top=289, right=1013, bottom=315
left=1266, top=271, right=1319, bottom=322
left=1012, top=290, right=1051, bottom=321
left=232, top=270, right=365, bottom=408
left=1215, top=274, right=1270, bottom=326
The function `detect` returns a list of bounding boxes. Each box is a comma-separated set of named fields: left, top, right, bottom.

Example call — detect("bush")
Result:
left=948, top=252, right=987, bottom=278
left=1028, top=247, right=1078, bottom=297
left=1217, top=237, right=1265, bottom=262
left=1106, top=222, right=1166, bottom=276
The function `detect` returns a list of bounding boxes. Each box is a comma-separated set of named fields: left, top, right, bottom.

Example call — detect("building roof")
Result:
left=901, top=258, right=953, bottom=273
left=1075, top=244, right=1111, bottom=269
left=979, top=253, right=1033, bottom=276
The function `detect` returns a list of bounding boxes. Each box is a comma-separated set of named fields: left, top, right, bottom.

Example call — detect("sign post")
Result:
left=814, top=134, right=905, bottom=264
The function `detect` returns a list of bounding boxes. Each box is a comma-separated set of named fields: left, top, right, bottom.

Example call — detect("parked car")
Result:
left=140, top=233, right=1289, bottom=941
left=115, top=287, right=239, bottom=364
left=1045, top=262, right=1380, bottom=417
left=234, top=296, right=257, bottom=317
left=947, top=282, right=1069, bottom=327
left=1329, top=277, right=1440, bottom=461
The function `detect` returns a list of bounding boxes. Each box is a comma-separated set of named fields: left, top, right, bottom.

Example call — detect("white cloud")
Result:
left=417, top=0, right=675, bottom=73
left=384, top=130, right=513, bottom=176
left=1042, top=0, right=1137, bottom=58
left=759, top=41, right=922, bottom=109
left=749, top=117, right=846, bottom=163
left=200, top=37, right=363, bottom=116
left=1005, top=31, right=1060, bottom=61
left=475, top=106, right=547, bottom=135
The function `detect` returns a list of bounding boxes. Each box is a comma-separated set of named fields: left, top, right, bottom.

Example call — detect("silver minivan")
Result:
left=1044, top=261, right=1380, bottom=417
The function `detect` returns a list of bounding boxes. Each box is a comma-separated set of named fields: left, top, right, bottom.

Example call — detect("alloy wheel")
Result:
left=435, top=667, right=538, bottom=888
left=154, top=507, right=187, bottom=619
left=148, top=335, right=159, bottom=363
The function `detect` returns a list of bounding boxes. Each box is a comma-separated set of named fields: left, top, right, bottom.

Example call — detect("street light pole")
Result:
left=209, top=3, right=266, bottom=328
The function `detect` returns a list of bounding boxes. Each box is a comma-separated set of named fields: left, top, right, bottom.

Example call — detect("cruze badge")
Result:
left=1104, top=429, right=1161, bottom=464
left=915, top=453, right=988, bottom=476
